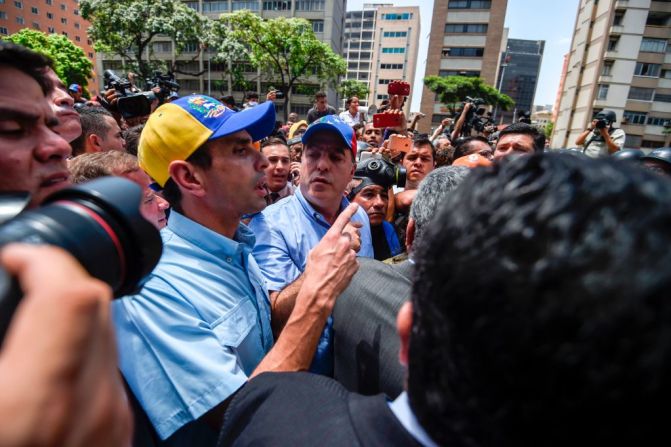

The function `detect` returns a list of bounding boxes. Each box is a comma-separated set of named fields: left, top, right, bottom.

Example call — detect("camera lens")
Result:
left=0, top=177, right=162, bottom=297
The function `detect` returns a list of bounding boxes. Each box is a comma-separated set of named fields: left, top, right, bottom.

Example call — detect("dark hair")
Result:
left=453, top=136, right=491, bottom=160
left=260, top=137, right=289, bottom=153
left=122, top=124, right=144, bottom=156
left=246, top=92, right=258, bottom=100
left=498, top=122, right=545, bottom=152
left=0, top=41, right=53, bottom=95
left=314, top=91, right=327, bottom=100
left=411, top=136, right=436, bottom=160
left=70, top=106, right=115, bottom=156
left=345, top=96, right=359, bottom=107
left=221, top=95, right=236, bottom=107
left=161, top=143, right=213, bottom=214
left=409, top=153, right=671, bottom=446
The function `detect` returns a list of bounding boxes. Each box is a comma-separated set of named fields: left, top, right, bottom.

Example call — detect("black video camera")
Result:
left=594, top=118, right=608, bottom=130
left=354, top=155, right=406, bottom=190
left=146, top=71, right=181, bottom=103
left=0, top=177, right=163, bottom=341
left=103, top=70, right=180, bottom=119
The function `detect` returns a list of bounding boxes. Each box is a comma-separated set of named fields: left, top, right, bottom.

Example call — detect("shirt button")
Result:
left=226, top=257, right=232, bottom=263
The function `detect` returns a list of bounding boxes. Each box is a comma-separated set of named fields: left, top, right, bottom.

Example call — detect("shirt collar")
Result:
left=167, top=210, right=256, bottom=258
left=388, top=392, right=439, bottom=447
left=295, top=187, right=351, bottom=228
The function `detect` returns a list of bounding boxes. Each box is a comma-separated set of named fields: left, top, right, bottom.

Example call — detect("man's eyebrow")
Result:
left=0, top=108, right=41, bottom=122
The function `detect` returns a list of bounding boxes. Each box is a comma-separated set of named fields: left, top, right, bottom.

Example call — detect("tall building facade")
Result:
left=343, top=3, right=420, bottom=113
left=418, top=0, right=508, bottom=134
left=97, top=0, right=345, bottom=118
left=496, top=37, right=545, bottom=124
left=552, top=0, right=671, bottom=150
left=0, top=0, right=97, bottom=91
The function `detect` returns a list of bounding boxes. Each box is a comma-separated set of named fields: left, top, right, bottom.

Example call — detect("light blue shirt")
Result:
left=113, top=211, right=273, bottom=442
left=248, top=187, right=373, bottom=375
left=389, top=392, right=439, bottom=447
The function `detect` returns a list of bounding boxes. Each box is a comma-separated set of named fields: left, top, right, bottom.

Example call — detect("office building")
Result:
left=552, top=0, right=671, bottom=150
left=0, top=0, right=97, bottom=91
left=343, top=3, right=420, bottom=113
left=97, top=0, right=345, bottom=118
left=496, top=37, right=545, bottom=124
left=418, top=0, right=508, bottom=134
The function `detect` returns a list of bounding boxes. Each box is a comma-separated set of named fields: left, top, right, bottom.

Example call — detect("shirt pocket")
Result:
left=210, top=300, right=257, bottom=348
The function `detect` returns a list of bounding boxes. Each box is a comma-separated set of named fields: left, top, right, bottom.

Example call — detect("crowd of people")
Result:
left=2, top=40, right=671, bottom=447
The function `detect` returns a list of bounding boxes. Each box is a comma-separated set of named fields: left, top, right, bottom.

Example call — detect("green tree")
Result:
left=337, top=79, right=370, bottom=101
left=424, top=75, right=514, bottom=111
left=81, top=0, right=210, bottom=80
left=544, top=121, right=554, bottom=139
left=216, top=11, right=347, bottom=121
left=4, top=29, right=93, bottom=94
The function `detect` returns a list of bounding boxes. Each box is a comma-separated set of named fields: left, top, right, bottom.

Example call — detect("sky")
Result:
left=345, top=0, right=581, bottom=111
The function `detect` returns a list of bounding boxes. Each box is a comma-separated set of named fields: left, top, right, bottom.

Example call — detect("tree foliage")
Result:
left=216, top=10, right=347, bottom=121
left=337, top=79, right=370, bottom=101
left=81, top=0, right=210, bottom=80
left=424, top=75, right=514, bottom=111
left=3, top=29, right=93, bottom=94
left=544, top=121, right=554, bottom=139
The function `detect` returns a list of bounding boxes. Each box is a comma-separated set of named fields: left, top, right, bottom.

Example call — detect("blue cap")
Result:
left=302, top=115, right=357, bottom=158
left=68, top=83, right=82, bottom=93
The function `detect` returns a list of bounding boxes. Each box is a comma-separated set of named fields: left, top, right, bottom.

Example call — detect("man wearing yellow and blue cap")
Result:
left=112, top=96, right=360, bottom=445
left=249, top=114, right=374, bottom=376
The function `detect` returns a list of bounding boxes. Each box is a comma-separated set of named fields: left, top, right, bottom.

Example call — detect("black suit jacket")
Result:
left=333, top=257, right=413, bottom=399
left=218, top=372, right=421, bottom=447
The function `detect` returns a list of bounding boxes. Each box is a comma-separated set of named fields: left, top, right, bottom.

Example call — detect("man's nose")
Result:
left=36, top=126, right=72, bottom=161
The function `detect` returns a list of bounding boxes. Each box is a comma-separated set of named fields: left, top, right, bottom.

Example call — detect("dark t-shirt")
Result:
left=307, top=105, right=337, bottom=123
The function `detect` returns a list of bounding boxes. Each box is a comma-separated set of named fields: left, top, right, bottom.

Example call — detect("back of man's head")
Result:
left=70, top=106, right=114, bottom=156
left=408, top=166, right=469, bottom=250
left=409, top=153, right=671, bottom=446
left=498, top=122, right=545, bottom=152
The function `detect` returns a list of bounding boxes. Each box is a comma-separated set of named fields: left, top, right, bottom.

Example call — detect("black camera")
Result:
left=0, top=177, right=163, bottom=341
left=595, top=118, right=608, bottom=129
left=354, top=156, right=406, bottom=190
left=103, top=70, right=180, bottom=119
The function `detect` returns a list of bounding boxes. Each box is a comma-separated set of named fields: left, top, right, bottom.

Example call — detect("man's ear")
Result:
left=397, top=301, right=413, bottom=367
left=87, top=134, right=103, bottom=153
left=405, top=218, right=416, bottom=253
left=168, top=160, right=206, bottom=199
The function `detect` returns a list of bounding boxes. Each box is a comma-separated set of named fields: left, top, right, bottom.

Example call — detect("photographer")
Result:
left=575, top=110, right=625, bottom=158
left=0, top=42, right=131, bottom=446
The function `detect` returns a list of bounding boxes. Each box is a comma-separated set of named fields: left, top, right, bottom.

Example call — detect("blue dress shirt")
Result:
left=389, top=392, right=440, bottom=447
left=113, top=211, right=273, bottom=442
left=248, top=187, right=373, bottom=375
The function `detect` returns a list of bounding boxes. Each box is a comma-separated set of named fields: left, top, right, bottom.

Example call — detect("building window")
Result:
left=75, top=35, right=80, bottom=41
left=61, top=17, right=67, bottom=24
left=360, top=42, right=372, bottom=50
left=74, top=22, right=80, bottom=29
left=377, top=94, right=389, bottom=100
left=601, top=60, right=614, bottom=76
left=623, top=111, right=647, bottom=125
left=88, top=52, right=94, bottom=58
left=381, top=63, right=404, bottom=69
left=186, top=1, right=199, bottom=10
left=655, top=93, right=671, bottom=103
left=262, top=1, right=291, bottom=10
left=445, top=23, right=488, bottom=33
left=311, top=20, right=323, bottom=33
left=74, top=8, right=79, bottom=15
left=607, top=36, right=619, bottom=51
left=295, top=0, right=324, bottom=11
left=30, top=6, right=37, bottom=13
left=634, top=62, right=661, bottom=77
left=16, top=16, right=24, bottom=24
left=202, top=1, right=228, bottom=12
left=640, top=38, right=667, bottom=53
left=381, top=13, right=413, bottom=20
left=47, top=12, right=53, bottom=19
left=647, top=116, right=668, bottom=126
left=442, top=47, right=484, bottom=57
left=361, top=31, right=372, bottom=40
left=60, top=3, right=65, bottom=10
left=45, top=0, right=52, bottom=4
left=48, top=26, right=54, bottom=32
left=628, top=87, right=654, bottom=101
left=613, top=10, right=625, bottom=26
left=383, top=31, right=408, bottom=38
left=381, top=47, right=405, bottom=54
left=61, top=31, right=67, bottom=36
left=152, top=42, right=173, bottom=53
left=14, top=0, right=22, bottom=8
left=0, top=27, right=7, bottom=35
left=597, top=84, right=609, bottom=100
left=448, top=0, right=491, bottom=9
left=32, top=21, right=40, bottom=29
left=231, top=1, right=259, bottom=11
left=0, top=11, right=6, bottom=19
left=378, top=79, right=392, bottom=84
left=439, top=70, right=480, bottom=77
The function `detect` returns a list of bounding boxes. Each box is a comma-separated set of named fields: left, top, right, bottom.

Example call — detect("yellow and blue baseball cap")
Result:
left=139, top=95, right=275, bottom=187
left=302, top=115, right=358, bottom=159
